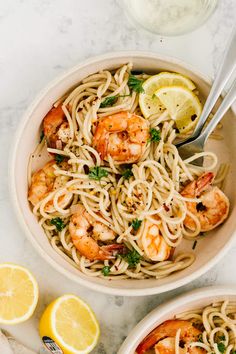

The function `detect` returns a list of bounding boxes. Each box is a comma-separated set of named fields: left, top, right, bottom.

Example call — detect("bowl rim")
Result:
left=118, top=285, right=236, bottom=353
left=9, top=50, right=236, bottom=296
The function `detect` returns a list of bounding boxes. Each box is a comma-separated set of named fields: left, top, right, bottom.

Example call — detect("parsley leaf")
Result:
left=55, top=154, right=65, bottom=164
left=122, top=249, right=141, bottom=267
left=198, top=334, right=203, bottom=343
left=100, top=95, right=118, bottom=108
left=88, top=166, right=108, bottom=181
left=128, top=75, right=144, bottom=93
left=101, top=266, right=111, bottom=276
left=149, top=128, right=161, bottom=143
left=50, top=217, right=65, bottom=232
left=217, top=342, right=225, bottom=353
left=131, top=219, right=142, bottom=231
left=39, top=131, right=44, bottom=143
left=218, top=335, right=226, bottom=341
left=100, top=94, right=131, bottom=108
left=122, top=168, right=133, bottom=180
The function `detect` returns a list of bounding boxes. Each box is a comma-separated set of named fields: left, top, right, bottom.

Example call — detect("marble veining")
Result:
left=0, top=1, right=236, bottom=353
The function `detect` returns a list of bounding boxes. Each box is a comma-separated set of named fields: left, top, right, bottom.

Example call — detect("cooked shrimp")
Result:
left=92, top=111, right=149, bottom=164
left=136, top=320, right=205, bottom=354
left=154, top=336, right=203, bottom=354
left=43, top=105, right=70, bottom=149
left=181, top=172, right=229, bottom=232
left=28, top=160, right=71, bottom=211
left=138, top=220, right=172, bottom=261
left=155, top=337, right=186, bottom=354
left=69, top=204, right=123, bottom=261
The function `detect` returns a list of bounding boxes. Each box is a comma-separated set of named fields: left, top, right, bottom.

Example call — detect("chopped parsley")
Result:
left=55, top=154, right=65, bottom=164
left=119, top=94, right=132, bottom=98
left=88, top=166, right=108, bottom=181
left=39, top=131, right=44, bottom=143
left=131, top=219, right=142, bottom=231
left=218, top=335, right=226, bottom=341
left=50, top=217, right=65, bottom=232
left=101, top=266, right=111, bottom=276
left=149, top=128, right=161, bottom=143
left=198, top=334, right=203, bottom=343
left=192, top=240, right=197, bottom=250
left=100, top=94, right=131, bottom=108
left=122, top=168, right=133, bottom=180
left=128, top=74, right=144, bottom=93
left=100, top=95, right=118, bottom=108
left=122, top=249, right=141, bottom=267
left=217, top=342, right=226, bottom=353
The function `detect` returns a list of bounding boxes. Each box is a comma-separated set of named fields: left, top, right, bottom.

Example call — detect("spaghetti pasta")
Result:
left=176, top=301, right=236, bottom=354
left=27, top=63, right=229, bottom=280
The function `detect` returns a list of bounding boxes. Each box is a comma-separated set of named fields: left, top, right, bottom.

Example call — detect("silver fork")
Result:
left=176, top=27, right=236, bottom=165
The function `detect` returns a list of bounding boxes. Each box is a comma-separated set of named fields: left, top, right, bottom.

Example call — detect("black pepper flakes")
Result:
left=83, top=165, right=90, bottom=174
left=196, top=202, right=207, bottom=212
left=191, top=114, right=197, bottom=121
left=163, top=203, right=170, bottom=212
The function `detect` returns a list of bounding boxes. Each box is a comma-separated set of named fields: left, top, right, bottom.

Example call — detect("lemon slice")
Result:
left=39, top=294, right=100, bottom=354
left=155, top=85, right=202, bottom=134
left=139, top=72, right=196, bottom=118
left=0, top=263, right=39, bottom=324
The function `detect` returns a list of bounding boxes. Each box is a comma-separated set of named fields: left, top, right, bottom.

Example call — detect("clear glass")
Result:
left=123, top=0, right=218, bottom=36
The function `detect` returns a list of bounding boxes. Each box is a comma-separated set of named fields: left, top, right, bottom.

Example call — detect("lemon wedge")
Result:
left=155, top=85, right=202, bottom=134
left=39, top=294, right=100, bottom=354
left=0, top=263, right=39, bottom=324
left=139, top=72, right=196, bottom=118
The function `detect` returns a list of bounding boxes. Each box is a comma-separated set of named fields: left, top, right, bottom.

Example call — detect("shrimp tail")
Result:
left=43, top=105, right=69, bottom=149
left=136, top=323, right=170, bottom=354
left=43, top=105, right=65, bottom=138
left=99, top=244, right=125, bottom=260
left=195, top=172, right=214, bottom=196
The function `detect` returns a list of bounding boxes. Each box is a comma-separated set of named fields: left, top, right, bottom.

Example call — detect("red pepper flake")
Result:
left=163, top=203, right=170, bottom=212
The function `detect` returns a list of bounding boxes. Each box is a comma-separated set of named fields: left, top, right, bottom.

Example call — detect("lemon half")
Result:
left=139, top=72, right=196, bottom=118
left=0, top=263, right=39, bottom=324
left=39, top=294, right=100, bottom=354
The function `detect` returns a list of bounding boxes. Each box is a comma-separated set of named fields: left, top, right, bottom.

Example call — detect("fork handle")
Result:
left=200, top=80, right=236, bottom=142
left=192, top=26, right=236, bottom=139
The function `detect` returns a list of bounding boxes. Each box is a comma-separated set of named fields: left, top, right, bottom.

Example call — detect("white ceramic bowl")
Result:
left=10, top=51, right=236, bottom=296
left=118, top=286, right=236, bottom=353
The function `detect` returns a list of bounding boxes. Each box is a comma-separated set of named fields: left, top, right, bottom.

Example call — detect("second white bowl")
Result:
left=118, top=286, right=236, bottom=353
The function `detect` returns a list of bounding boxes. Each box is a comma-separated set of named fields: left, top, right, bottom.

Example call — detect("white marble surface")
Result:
left=0, top=1, right=236, bottom=353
